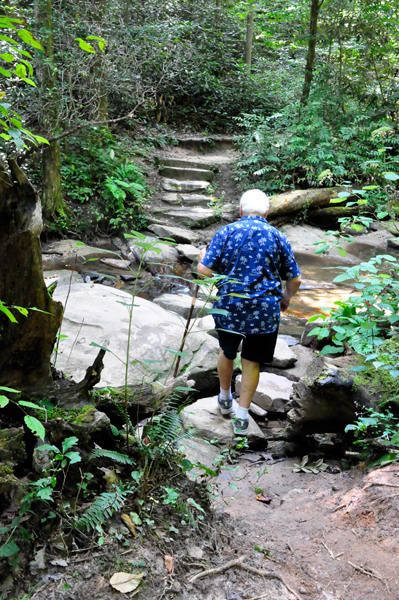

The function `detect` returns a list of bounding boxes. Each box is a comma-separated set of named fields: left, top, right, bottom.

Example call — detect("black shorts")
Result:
left=217, top=328, right=279, bottom=363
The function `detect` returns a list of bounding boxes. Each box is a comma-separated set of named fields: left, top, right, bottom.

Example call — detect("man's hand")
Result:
left=280, top=275, right=301, bottom=312
left=280, top=290, right=290, bottom=312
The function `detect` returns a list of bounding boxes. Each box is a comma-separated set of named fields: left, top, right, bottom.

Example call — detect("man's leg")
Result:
left=239, top=358, right=260, bottom=408
left=217, top=348, right=234, bottom=392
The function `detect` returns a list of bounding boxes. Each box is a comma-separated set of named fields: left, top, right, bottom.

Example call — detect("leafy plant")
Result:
left=76, top=488, right=132, bottom=532
left=308, top=254, right=399, bottom=361
left=345, top=407, right=399, bottom=467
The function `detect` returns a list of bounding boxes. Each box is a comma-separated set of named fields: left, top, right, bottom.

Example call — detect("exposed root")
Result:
left=188, top=554, right=302, bottom=600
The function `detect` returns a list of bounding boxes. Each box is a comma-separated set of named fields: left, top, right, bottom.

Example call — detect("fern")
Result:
left=76, top=488, right=131, bottom=532
left=90, top=449, right=135, bottom=465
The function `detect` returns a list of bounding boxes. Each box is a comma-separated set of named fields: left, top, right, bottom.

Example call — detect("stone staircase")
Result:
left=148, top=136, right=239, bottom=234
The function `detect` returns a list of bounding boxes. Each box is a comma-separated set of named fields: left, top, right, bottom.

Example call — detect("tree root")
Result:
left=188, top=555, right=302, bottom=600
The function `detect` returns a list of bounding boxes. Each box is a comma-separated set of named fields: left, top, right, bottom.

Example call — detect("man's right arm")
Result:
left=197, top=248, right=214, bottom=278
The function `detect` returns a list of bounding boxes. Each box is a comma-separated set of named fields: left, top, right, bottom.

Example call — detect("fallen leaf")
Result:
left=164, top=555, right=174, bottom=574
left=121, top=514, right=137, bottom=537
left=256, top=496, right=272, bottom=504
left=109, top=572, right=144, bottom=594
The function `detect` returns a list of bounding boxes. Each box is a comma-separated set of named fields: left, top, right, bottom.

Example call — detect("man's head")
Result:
left=240, top=189, right=269, bottom=217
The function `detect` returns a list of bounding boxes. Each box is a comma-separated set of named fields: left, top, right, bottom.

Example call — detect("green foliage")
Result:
left=308, top=254, right=399, bottom=360
left=235, top=106, right=399, bottom=194
left=345, top=407, right=399, bottom=467
left=76, top=488, right=132, bottom=532
left=90, top=449, right=135, bottom=465
left=58, top=132, right=148, bottom=232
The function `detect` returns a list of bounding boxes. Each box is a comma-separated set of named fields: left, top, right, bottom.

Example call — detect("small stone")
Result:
left=176, top=244, right=200, bottom=262
left=187, top=545, right=203, bottom=559
left=100, top=258, right=132, bottom=270
left=248, top=403, right=267, bottom=418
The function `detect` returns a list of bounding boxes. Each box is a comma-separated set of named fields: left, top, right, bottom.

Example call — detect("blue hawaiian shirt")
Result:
left=201, top=215, right=301, bottom=334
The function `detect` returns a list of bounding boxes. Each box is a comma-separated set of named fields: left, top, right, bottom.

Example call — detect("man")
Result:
left=197, top=189, right=301, bottom=436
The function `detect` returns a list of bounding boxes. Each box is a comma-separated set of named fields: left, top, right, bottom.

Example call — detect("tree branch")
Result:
left=17, top=101, right=145, bottom=166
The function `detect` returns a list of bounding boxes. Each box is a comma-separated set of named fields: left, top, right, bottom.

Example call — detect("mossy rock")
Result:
left=0, top=427, right=26, bottom=467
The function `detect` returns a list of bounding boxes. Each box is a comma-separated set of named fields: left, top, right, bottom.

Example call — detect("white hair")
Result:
left=240, top=189, right=270, bottom=215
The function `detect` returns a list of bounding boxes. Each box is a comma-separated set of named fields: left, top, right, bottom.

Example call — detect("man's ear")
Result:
left=264, top=210, right=269, bottom=218
left=239, top=205, right=243, bottom=217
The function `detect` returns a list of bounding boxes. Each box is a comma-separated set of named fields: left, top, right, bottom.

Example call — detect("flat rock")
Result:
left=42, top=239, right=115, bottom=269
left=147, top=224, right=197, bottom=244
left=159, top=166, right=214, bottom=182
left=162, top=207, right=220, bottom=229
left=176, top=244, right=199, bottom=262
left=125, top=235, right=179, bottom=266
left=153, top=293, right=211, bottom=319
left=161, top=178, right=210, bottom=193
left=267, top=338, right=297, bottom=368
left=261, top=345, right=314, bottom=382
left=248, top=403, right=268, bottom=418
left=301, top=318, right=326, bottom=347
left=53, top=284, right=219, bottom=402
left=281, top=225, right=358, bottom=264
left=236, top=372, right=293, bottom=413
left=100, top=258, right=132, bottom=270
left=181, top=397, right=265, bottom=444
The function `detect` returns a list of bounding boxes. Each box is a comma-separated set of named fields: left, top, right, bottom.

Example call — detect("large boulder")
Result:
left=236, top=373, right=294, bottom=414
left=53, top=285, right=219, bottom=410
left=181, top=397, right=265, bottom=445
left=286, top=354, right=379, bottom=437
left=281, top=224, right=358, bottom=264
left=153, top=293, right=211, bottom=319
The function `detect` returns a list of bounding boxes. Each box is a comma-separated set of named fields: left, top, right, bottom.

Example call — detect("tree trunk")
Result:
left=42, top=140, right=63, bottom=219
left=34, top=0, right=63, bottom=218
left=268, top=187, right=357, bottom=219
left=244, top=9, right=254, bottom=68
left=300, top=0, right=323, bottom=105
left=0, top=159, right=63, bottom=392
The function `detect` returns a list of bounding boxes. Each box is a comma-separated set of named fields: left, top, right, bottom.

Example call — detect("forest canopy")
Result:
left=0, top=0, right=398, bottom=221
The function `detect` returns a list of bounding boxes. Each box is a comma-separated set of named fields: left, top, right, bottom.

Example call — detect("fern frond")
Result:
left=90, top=449, right=135, bottom=465
left=76, top=488, right=130, bottom=532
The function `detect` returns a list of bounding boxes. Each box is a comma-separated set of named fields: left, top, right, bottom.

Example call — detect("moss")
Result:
left=72, top=405, right=97, bottom=424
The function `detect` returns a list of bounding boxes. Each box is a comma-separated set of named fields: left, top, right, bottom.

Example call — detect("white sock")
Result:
left=220, top=387, right=232, bottom=400
left=235, top=406, right=249, bottom=420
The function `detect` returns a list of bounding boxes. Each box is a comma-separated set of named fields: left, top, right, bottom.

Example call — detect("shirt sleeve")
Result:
left=201, top=231, right=223, bottom=272
left=276, top=234, right=301, bottom=281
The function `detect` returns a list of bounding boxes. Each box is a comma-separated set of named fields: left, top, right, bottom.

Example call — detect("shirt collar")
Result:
left=240, top=215, right=268, bottom=224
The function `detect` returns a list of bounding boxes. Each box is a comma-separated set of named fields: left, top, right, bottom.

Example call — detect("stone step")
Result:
left=156, top=156, right=218, bottom=172
left=176, top=136, right=235, bottom=153
left=159, top=166, right=214, bottom=182
left=157, top=207, right=220, bottom=229
left=147, top=223, right=198, bottom=244
left=161, top=178, right=210, bottom=193
left=161, top=193, right=212, bottom=207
